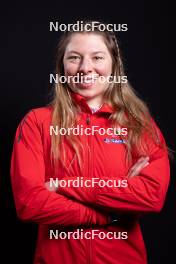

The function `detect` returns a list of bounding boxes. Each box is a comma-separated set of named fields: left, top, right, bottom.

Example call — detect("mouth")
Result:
left=81, top=79, right=96, bottom=84
left=69, top=74, right=99, bottom=89
left=79, top=74, right=99, bottom=84
left=76, top=81, right=95, bottom=89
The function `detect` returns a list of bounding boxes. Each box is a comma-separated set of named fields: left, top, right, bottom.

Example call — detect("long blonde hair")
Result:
left=50, top=21, right=162, bottom=169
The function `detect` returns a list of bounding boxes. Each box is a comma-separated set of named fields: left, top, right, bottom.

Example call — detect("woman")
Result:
left=11, top=21, right=170, bottom=264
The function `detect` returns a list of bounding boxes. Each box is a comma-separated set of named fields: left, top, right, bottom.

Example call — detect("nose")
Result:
left=78, top=58, right=93, bottom=74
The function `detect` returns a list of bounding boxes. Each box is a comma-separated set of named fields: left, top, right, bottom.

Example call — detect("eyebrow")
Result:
left=66, top=50, right=106, bottom=55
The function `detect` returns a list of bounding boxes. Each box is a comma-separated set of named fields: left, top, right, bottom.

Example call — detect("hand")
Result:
left=127, top=156, right=149, bottom=179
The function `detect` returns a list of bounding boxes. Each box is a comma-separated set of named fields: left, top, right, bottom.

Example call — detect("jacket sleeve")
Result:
left=10, top=110, right=108, bottom=226
left=57, top=126, right=170, bottom=214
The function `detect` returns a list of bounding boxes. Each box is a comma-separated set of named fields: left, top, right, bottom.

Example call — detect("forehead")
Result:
left=65, top=33, right=109, bottom=53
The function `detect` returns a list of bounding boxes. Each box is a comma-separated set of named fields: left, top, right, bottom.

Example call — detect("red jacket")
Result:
left=11, top=93, right=170, bottom=264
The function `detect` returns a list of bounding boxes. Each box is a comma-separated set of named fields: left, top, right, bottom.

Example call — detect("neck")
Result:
left=86, top=97, right=104, bottom=109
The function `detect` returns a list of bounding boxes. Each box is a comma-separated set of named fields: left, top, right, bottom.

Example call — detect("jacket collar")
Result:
left=71, top=91, right=114, bottom=114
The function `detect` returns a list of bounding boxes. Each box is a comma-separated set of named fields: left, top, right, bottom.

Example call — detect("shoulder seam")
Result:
left=17, top=110, right=34, bottom=143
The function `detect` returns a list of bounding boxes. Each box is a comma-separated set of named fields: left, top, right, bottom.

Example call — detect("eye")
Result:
left=67, top=55, right=81, bottom=61
left=94, top=56, right=104, bottom=61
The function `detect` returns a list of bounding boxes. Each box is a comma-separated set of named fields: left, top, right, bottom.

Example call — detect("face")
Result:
left=63, top=33, right=113, bottom=107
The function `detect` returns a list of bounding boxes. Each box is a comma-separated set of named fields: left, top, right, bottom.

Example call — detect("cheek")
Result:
left=96, top=62, right=112, bottom=77
left=63, top=62, right=79, bottom=76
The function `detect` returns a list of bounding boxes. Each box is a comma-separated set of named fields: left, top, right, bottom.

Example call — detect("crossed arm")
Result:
left=11, top=111, right=112, bottom=227
left=11, top=110, right=170, bottom=229
left=46, top=155, right=167, bottom=214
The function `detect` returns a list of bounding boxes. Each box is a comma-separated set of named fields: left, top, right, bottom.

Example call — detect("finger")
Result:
left=128, top=158, right=147, bottom=176
left=127, top=156, right=150, bottom=178
left=128, top=160, right=149, bottom=178
left=133, top=157, right=150, bottom=171
left=133, top=161, right=149, bottom=175
left=135, top=156, right=149, bottom=166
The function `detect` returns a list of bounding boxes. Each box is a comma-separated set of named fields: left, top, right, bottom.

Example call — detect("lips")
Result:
left=76, top=74, right=101, bottom=89
left=76, top=81, right=95, bottom=89
left=70, top=74, right=99, bottom=89
left=81, top=78, right=96, bottom=84
left=79, top=74, right=99, bottom=84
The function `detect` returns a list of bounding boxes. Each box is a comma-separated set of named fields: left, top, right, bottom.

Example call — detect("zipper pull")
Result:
left=86, top=115, right=91, bottom=125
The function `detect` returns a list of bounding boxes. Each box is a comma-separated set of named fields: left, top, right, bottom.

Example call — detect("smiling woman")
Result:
left=62, top=33, right=113, bottom=103
left=10, top=21, right=170, bottom=264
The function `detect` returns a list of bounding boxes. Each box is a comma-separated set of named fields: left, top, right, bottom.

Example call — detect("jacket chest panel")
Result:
left=91, top=134, right=128, bottom=178
left=43, top=114, right=128, bottom=180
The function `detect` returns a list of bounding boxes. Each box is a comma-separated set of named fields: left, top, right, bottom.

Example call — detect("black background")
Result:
left=0, top=1, right=175, bottom=263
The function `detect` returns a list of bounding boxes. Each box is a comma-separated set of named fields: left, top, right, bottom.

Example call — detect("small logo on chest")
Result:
left=104, top=138, right=126, bottom=144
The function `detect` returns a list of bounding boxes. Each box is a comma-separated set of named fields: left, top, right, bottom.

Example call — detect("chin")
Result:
left=77, top=90, right=98, bottom=99
left=74, top=87, right=91, bottom=94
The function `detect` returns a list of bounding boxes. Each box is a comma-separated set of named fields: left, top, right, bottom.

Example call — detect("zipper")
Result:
left=86, top=113, right=93, bottom=264
left=86, top=115, right=91, bottom=125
